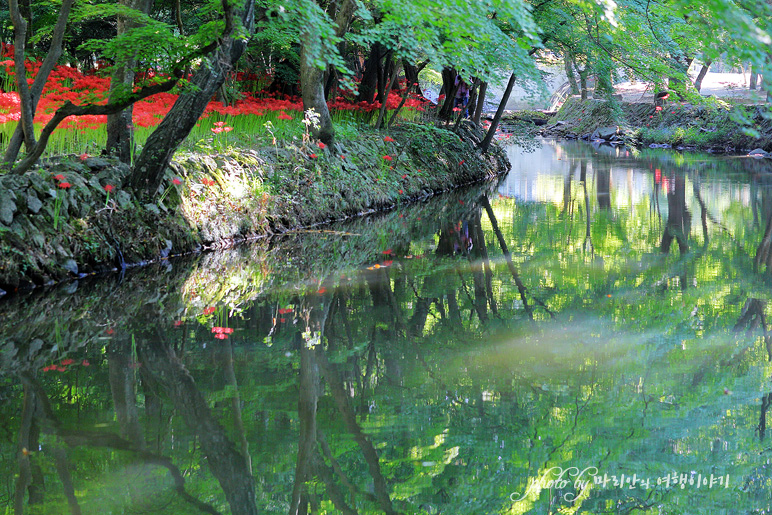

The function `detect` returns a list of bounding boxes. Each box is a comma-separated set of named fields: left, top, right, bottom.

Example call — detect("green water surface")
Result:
left=2, top=140, right=772, bottom=514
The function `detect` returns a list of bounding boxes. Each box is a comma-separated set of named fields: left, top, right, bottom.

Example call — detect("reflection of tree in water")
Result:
left=660, top=174, right=691, bottom=256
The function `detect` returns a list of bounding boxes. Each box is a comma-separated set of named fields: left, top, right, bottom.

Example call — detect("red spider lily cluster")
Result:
left=202, top=306, right=216, bottom=315
left=42, top=358, right=90, bottom=372
left=212, top=326, right=234, bottom=339
left=53, top=173, right=71, bottom=189
left=211, top=121, right=233, bottom=134
left=201, top=178, right=216, bottom=187
left=0, top=47, right=429, bottom=133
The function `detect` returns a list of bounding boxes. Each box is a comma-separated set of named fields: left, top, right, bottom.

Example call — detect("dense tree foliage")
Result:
left=1, top=0, right=772, bottom=189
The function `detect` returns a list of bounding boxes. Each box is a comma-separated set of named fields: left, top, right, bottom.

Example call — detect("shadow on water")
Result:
left=5, top=141, right=772, bottom=513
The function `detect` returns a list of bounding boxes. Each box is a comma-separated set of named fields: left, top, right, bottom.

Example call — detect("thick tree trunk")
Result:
left=128, top=0, right=256, bottom=194
left=479, top=72, right=516, bottom=154
left=579, top=69, right=589, bottom=100
left=565, top=54, right=580, bottom=95
left=472, top=81, right=487, bottom=125
left=105, top=0, right=154, bottom=163
left=694, top=60, right=712, bottom=93
left=357, top=43, right=382, bottom=103
left=299, top=42, right=335, bottom=144
left=438, top=68, right=458, bottom=120
left=298, top=0, right=356, bottom=144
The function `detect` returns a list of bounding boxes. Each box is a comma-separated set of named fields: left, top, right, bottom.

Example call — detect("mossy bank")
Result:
left=535, top=97, right=772, bottom=152
left=0, top=121, right=509, bottom=294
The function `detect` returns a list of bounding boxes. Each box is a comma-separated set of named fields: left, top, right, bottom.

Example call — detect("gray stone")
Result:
left=592, top=126, right=619, bottom=140
left=26, top=193, right=43, bottom=214
left=144, top=203, right=160, bottom=215
left=116, top=190, right=132, bottom=208
left=0, top=190, right=17, bottom=225
left=84, top=157, right=110, bottom=170
left=62, top=259, right=78, bottom=275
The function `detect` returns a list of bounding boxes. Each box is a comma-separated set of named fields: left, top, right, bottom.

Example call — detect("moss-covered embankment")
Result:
left=534, top=97, right=772, bottom=152
left=0, top=121, right=509, bottom=293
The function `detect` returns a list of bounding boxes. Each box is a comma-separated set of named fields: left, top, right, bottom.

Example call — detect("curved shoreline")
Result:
left=0, top=122, right=510, bottom=296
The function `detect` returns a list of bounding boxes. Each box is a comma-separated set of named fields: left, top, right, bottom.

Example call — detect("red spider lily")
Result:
left=278, top=308, right=293, bottom=314
left=172, top=178, right=182, bottom=185
left=383, top=136, right=395, bottom=142
left=655, top=106, right=662, bottom=112
left=58, top=182, right=71, bottom=189
left=104, top=184, right=114, bottom=193
left=53, top=174, right=65, bottom=181
left=278, top=112, right=293, bottom=120
left=173, top=320, right=183, bottom=327
left=340, top=155, right=346, bottom=159
left=459, top=200, right=464, bottom=205
left=212, top=327, right=235, bottom=334
left=398, top=189, right=403, bottom=194
left=203, top=306, right=216, bottom=315
left=106, top=327, right=114, bottom=335
left=309, top=153, right=317, bottom=159
left=459, top=160, right=465, bottom=165
left=382, top=260, right=393, bottom=266
left=201, top=178, right=216, bottom=187
left=56, top=366, right=67, bottom=372
left=382, top=155, right=392, bottom=161
left=61, top=359, right=74, bottom=366
left=382, top=249, right=393, bottom=255
left=79, top=153, right=90, bottom=161
left=402, top=174, right=407, bottom=179
left=279, top=318, right=286, bottom=323
left=82, top=360, right=90, bottom=366
left=317, top=141, right=326, bottom=149
left=317, top=287, right=327, bottom=294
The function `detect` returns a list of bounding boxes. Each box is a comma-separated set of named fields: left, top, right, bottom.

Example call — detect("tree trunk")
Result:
left=402, top=59, right=423, bottom=97
left=750, top=65, right=758, bottom=90
left=479, top=72, right=516, bottom=154
left=694, top=60, right=712, bottom=93
left=298, top=0, right=356, bottom=145
left=299, top=42, right=335, bottom=144
left=472, top=81, right=487, bottom=125
left=438, top=68, right=458, bottom=120
left=565, top=54, right=580, bottom=95
left=128, top=0, right=257, bottom=194
left=105, top=0, right=154, bottom=163
left=357, top=43, right=382, bottom=103
left=4, top=0, right=74, bottom=166
left=579, top=69, right=589, bottom=100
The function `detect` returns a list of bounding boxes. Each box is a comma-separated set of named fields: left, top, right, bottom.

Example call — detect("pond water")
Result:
left=3, top=139, right=772, bottom=514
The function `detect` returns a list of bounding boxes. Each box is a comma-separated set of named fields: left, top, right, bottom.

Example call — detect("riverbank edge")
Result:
left=0, top=121, right=510, bottom=294
left=531, top=97, right=772, bottom=153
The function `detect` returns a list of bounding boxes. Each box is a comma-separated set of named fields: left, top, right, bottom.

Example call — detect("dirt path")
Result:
left=615, top=72, right=767, bottom=104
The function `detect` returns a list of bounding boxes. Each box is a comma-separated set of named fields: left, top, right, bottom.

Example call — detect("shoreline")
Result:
left=0, top=121, right=510, bottom=296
